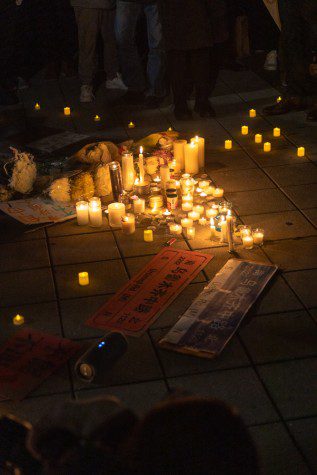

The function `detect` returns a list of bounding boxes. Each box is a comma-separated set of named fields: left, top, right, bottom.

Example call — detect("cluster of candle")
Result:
left=240, top=226, right=264, bottom=249
left=76, top=198, right=103, bottom=227
left=173, top=136, right=205, bottom=175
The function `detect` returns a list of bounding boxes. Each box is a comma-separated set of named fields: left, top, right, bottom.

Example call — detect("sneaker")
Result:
left=264, top=50, right=277, bottom=71
left=106, top=73, right=127, bottom=90
left=80, top=84, right=94, bottom=103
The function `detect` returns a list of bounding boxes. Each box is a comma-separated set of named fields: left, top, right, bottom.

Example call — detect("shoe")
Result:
left=307, top=106, right=317, bottom=121
left=174, top=107, right=192, bottom=120
left=106, top=73, right=127, bottom=90
left=194, top=101, right=216, bottom=118
left=264, top=50, right=277, bottom=71
left=143, top=95, right=163, bottom=109
left=262, top=97, right=306, bottom=116
left=80, top=84, right=94, bottom=103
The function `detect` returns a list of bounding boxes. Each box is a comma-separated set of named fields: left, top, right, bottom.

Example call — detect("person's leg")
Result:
left=168, top=50, right=191, bottom=119
left=191, top=48, right=215, bottom=117
left=101, top=9, right=119, bottom=80
left=115, top=1, right=145, bottom=92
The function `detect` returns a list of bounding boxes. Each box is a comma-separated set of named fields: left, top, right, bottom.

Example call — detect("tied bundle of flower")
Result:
left=49, top=177, right=71, bottom=202
left=7, top=147, right=37, bottom=194
left=94, top=163, right=111, bottom=197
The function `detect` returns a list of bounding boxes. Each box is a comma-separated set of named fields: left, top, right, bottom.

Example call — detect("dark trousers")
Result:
left=278, top=0, right=317, bottom=101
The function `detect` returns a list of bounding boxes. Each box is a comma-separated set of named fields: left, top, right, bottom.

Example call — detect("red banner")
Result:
left=86, top=249, right=213, bottom=335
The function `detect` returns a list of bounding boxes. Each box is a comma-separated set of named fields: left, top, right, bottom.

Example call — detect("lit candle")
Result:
left=213, top=188, right=224, bottom=198
left=160, top=164, right=170, bottom=187
left=64, top=106, right=71, bottom=116
left=263, top=142, right=271, bottom=152
left=198, top=180, right=210, bottom=189
left=188, top=211, right=200, bottom=221
left=169, top=223, right=182, bottom=235
left=226, top=211, right=234, bottom=253
left=240, top=225, right=251, bottom=238
left=210, top=218, right=216, bottom=239
left=273, top=127, right=280, bottom=137
left=168, top=126, right=173, bottom=131
left=128, top=121, right=135, bottom=128
left=153, top=175, right=161, bottom=184
left=76, top=201, right=89, bottom=226
left=34, top=102, right=40, bottom=111
left=138, top=147, right=145, bottom=183
left=249, top=109, right=256, bottom=118
left=193, top=205, right=204, bottom=215
left=190, top=135, right=205, bottom=169
left=277, top=96, right=282, bottom=103
left=225, top=139, right=232, bottom=150
left=13, top=314, right=25, bottom=326
left=149, top=195, right=164, bottom=209
left=241, top=125, right=249, bottom=135
left=199, top=217, right=207, bottom=226
left=186, top=226, right=195, bottom=240
left=297, top=147, right=305, bottom=157
left=182, top=201, right=193, bottom=212
left=219, top=216, right=227, bottom=242
left=218, top=201, right=232, bottom=215
left=133, top=198, right=145, bottom=214
left=94, top=115, right=101, bottom=122
left=252, top=228, right=264, bottom=246
left=255, top=134, right=262, bottom=143
left=89, top=197, right=102, bottom=227
left=181, top=174, right=195, bottom=194
left=78, top=271, right=89, bottom=286
left=200, top=191, right=207, bottom=198
left=121, top=214, right=136, bottom=235
left=122, top=152, right=135, bottom=191
left=173, top=139, right=187, bottom=172
left=206, top=206, right=218, bottom=219
left=242, top=235, right=254, bottom=249
left=144, top=229, right=153, bottom=242
left=184, top=141, right=199, bottom=175
left=108, top=202, right=126, bottom=227
left=182, top=194, right=193, bottom=203
left=162, top=208, right=171, bottom=217
left=181, top=217, right=193, bottom=228
left=205, top=185, right=215, bottom=196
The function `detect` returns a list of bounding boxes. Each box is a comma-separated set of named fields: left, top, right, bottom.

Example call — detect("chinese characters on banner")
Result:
left=0, top=329, right=81, bottom=401
left=159, top=260, right=277, bottom=359
left=0, top=198, right=75, bottom=225
left=86, top=248, right=213, bottom=335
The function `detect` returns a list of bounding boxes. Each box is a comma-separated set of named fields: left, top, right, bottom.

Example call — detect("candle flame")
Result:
left=140, top=146, right=143, bottom=154
left=210, top=218, right=215, bottom=226
left=134, top=178, right=139, bottom=185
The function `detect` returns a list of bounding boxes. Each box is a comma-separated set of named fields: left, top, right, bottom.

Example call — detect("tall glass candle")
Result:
left=121, top=214, right=136, bottom=235
left=76, top=201, right=89, bottom=226
left=242, top=235, right=254, bottom=249
left=191, top=135, right=205, bottom=169
left=108, top=202, right=126, bottom=227
left=109, top=161, right=123, bottom=201
left=122, top=152, right=135, bottom=191
left=184, top=141, right=199, bottom=175
left=173, top=139, right=187, bottom=171
left=89, top=197, right=102, bottom=227
left=186, top=226, right=196, bottom=240
left=249, top=109, right=256, bottom=118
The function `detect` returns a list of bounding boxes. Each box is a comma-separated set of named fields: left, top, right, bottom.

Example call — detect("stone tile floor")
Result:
left=0, top=69, right=316, bottom=474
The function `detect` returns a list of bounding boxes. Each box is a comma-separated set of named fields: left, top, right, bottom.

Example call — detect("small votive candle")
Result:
left=133, top=198, right=145, bottom=214
left=225, top=139, right=232, bottom=150
left=249, top=109, right=256, bottom=118
left=181, top=217, right=193, bottom=228
left=213, top=188, right=224, bottom=198
left=277, top=96, right=282, bottom=103
left=182, top=201, right=193, bottom=212
left=199, top=217, right=207, bottom=226
left=210, top=219, right=216, bottom=240
left=64, top=106, right=71, bottom=116
left=273, top=127, right=280, bottom=137
left=186, top=226, right=196, bottom=240
left=94, top=115, right=101, bottom=122
left=297, top=147, right=305, bottom=157
left=89, top=197, right=102, bottom=227
left=240, top=225, right=251, bottom=238
left=198, top=180, right=210, bottom=189
left=205, top=185, right=215, bottom=196
left=255, top=134, right=262, bottom=144
left=121, top=214, right=136, bottom=235
left=144, top=229, right=153, bottom=242
left=169, top=223, right=182, bottom=235
left=34, top=102, right=40, bottom=111
left=76, top=201, right=89, bottom=226
left=13, top=314, right=25, bottom=326
left=263, top=142, right=271, bottom=152
left=241, top=125, right=249, bottom=135
left=128, top=121, right=135, bottom=128
left=193, top=205, right=204, bottom=215
left=252, top=228, right=264, bottom=246
left=78, top=271, right=89, bottom=286
left=188, top=211, right=200, bottom=221
left=182, top=193, right=193, bottom=203
left=108, top=202, right=126, bottom=227
left=206, top=206, right=218, bottom=219
left=242, top=235, right=254, bottom=250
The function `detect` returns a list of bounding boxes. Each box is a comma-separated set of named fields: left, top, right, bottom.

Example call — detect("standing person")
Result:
left=115, top=0, right=165, bottom=108
left=263, top=0, right=317, bottom=121
left=71, top=0, right=127, bottom=103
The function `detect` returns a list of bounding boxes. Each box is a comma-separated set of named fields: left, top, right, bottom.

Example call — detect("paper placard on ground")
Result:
left=86, top=248, right=213, bottom=336
left=0, top=329, right=81, bottom=401
left=159, top=259, right=278, bottom=359
left=0, top=198, right=75, bottom=224
left=28, top=131, right=90, bottom=153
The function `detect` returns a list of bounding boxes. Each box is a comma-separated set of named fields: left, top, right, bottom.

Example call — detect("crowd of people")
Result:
left=0, top=0, right=316, bottom=120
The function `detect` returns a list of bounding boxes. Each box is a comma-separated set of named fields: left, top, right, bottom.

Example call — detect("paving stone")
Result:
left=263, top=237, right=317, bottom=271
left=209, top=168, right=275, bottom=192
left=302, top=208, right=317, bottom=227
left=0, top=267, right=55, bottom=307
left=205, top=150, right=257, bottom=172
left=185, top=224, right=228, bottom=251
left=151, top=329, right=249, bottom=377
left=257, top=358, right=317, bottom=419
left=76, top=380, right=168, bottom=415
left=282, top=184, right=317, bottom=210
left=47, top=216, right=111, bottom=236
left=0, top=215, right=45, bottom=243
left=49, top=232, right=120, bottom=265
left=239, top=310, right=317, bottom=364
left=168, top=367, right=279, bottom=425
left=242, top=211, right=316, bottom=240
left=249, top=423, right=310, bottom=475
left=254, top=276, right=303, bottom=315
left=309, top=308, right=317, bottom=323
left=264, top=163, right=317, bottom=186
left=251, top=146, right=310, bottom=167
left=287, top=417, right=317, bottom=473
left=226, top=189, right=294, bottom=216
left=284, top=270, right=317, bottom=308
left=0, top=239, right=49, bottom=272
left=54, top=259, right=128, bottom=299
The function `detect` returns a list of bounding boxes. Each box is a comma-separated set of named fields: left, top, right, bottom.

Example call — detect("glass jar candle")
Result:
left=252, top=228, right=264, bottom=246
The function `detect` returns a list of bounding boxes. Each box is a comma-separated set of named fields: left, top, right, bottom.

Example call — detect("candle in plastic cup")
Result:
left=242, top=235, right=254, bottom=250
left=186, top=226, right=196, bottom=240
left=78, top=271, right=89, bottom=286
left=76, top=201, right=89, bottom=226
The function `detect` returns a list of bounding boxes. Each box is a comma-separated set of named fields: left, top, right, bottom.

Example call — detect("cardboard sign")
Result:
left=28, top=131, right=90, bottom=153
left=86, top=249, right=213, bottom=336
left=159, top=260, right=278, bottom=359
left=0, top=198, right=75, bottom=225
left=0, top=329, right=81, bottom=401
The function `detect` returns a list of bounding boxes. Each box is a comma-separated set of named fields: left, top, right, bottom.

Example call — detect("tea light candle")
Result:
left=89, top=197, right=102, bottom=227
left=199, top=217, right=207, bottom=226
left=273, top=127, right=280, bottom=137
left=184, top=141, right=199, bottom=175
left=252, top=228, right=264, bottom=246
left=240, top=225, right=251, bottom=238
left=213, top=188, right=224, bottom=198
left=205, top=185, right=215, bottom=196
left=182, top=194, right=193, bottom=203
left=193, top=205, right=204, bottom=215
left=242, top=235, right=254, bottom=249
left=200, top=191, right=207, bottom=198
left=94, top=115, right=101, bottom=122
left=297, top=147, right=305, bottom=157
left=249, top=109, right=256, bottom=118
left=188, top=211, right=200, bottom=221
left=76, top=201, right=89, bottom=226
left=144, top=229, right=153, bottom=242
left=78, top=271, right=89, bottom=286
left=277, top=96, right=282, bottom=103
left=121, top=214, right=136, bottom=235
left=34, top=102, right=40, bottom=110
left=168, top=126, right=173, bottom=131
left=182, top=201, right=193, bottom=212
left=173, top=139, right=187, bottom=171
left=255, top=134, right=262, bottom=143
left=186, top=226, right=195, bottom=240
left=241, top=125, right=249, bottom=135
left=133, top=198, right=145, bottom=214
left=13, top=314, right=25, bottom=326
left=198, top=180, right=210, bottom=189
left=64, top=106, right=71, bottom=116
left=128, top=121, right=135, bottom=128
left=108, top=202, right=126, bottom=226
left=190, top=135, right=205, bottom=168
left=181, top=217, right=193, bottom=228
left=225, top=139, right=232, bottom=150
left=162, top=208, right=171, bottom=217
left=169, top=223, right=182, bottom=235
left=206, top=207, right=218, bottom=219
left=219, top=216, right=227, bottom=242
left=263, top=142, right=271, bottom=152
left=153, top=175, right=161, bottom=184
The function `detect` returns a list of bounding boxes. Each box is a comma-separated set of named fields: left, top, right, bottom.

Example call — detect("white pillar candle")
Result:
left=181, top=217, right=193, bottom=228
left=210, top=219, right=216, bottom=240
left=78, top=271, right=89, bottom=286
left=133, top=198, right=145, bottom=214
left=182, top=201, right=193, bottom=212
left=184, top=141, right=199, bottom=175
left=219, top=217, right=227, bottom=242
left=249, top=109, right=256, bottom=118
left=273, top=127, right=281, bottom=137
left=297, top=147, right=305, bottom=157
left=76, top=201, right=89, bottom=226
left=89, top=197, right=102, bottom=227
left=252, top=228, right=264, bottom=246
left=241, top=125, right=249, bottom=135
left=240, top=225, right=251, bottom=238
left=122, top=152, right=135, bottom=191
left=138, top=147, right=145, bottom=183
left=108, top=202, right=126, bottom=227
left=188, top=211, right=200, bottom=221
left=121, top=214, right=136, bottom=235
left=263, top=142, right=271, bottom=152
left=160, top=164, right=170, bottom=188
left=242, top=235, right=254, bottom=249
left=186, top=226, right=196, bottom=240
left=213, top=188, right=224, bottom=198
left=225, top=139, right=232, bottom=150
left=173, top=139, right=187, bottom=171
left=193, top=205, right=204, bottom=215
left=169, top=223, right=182, bottom=235
left=255, top=134, right=262, bottom=143
left=191, top=136, right=205, bottom=169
